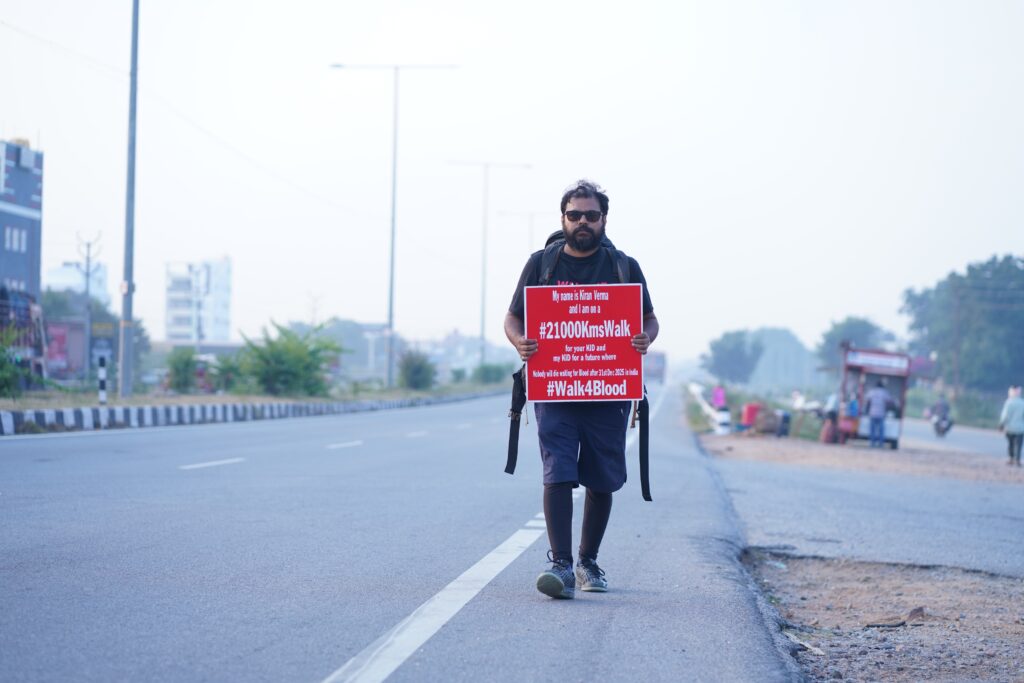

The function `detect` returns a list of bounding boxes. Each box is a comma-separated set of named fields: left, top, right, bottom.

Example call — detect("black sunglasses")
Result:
left=563, top=210, right=604, bottom=222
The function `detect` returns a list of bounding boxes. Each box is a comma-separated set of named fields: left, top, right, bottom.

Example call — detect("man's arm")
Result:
left=505, top=312, right=538, bottom=361
left=631, top=312, right=659, bottom=355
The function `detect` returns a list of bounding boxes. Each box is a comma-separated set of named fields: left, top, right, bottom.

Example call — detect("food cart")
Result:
left=836, top=347, right=911, bottom=450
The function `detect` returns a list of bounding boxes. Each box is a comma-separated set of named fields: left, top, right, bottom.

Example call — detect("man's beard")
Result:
left=563, top=222, right=604, bottom=252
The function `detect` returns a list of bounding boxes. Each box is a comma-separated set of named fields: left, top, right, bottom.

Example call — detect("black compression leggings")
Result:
left=543, top=483, right=614, bottom=563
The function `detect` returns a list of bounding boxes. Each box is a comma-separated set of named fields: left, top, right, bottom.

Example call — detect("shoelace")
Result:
left=546, top=550, right=572, bottom=569
left=579, top=560, right=605, bottom=579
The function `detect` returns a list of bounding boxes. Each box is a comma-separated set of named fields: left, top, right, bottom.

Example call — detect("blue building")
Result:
left=0, top=139, right=43, bottom=300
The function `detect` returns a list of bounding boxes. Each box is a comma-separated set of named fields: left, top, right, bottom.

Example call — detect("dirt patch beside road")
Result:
left=700, top=433, right=1024, bottom=485
left=704, top=434, right=1024, bottom=680
left=745, top=550, right=1024, bottom=682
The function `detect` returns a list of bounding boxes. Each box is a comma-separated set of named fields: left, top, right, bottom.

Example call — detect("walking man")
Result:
left=864, top=380, right=893, bottom=448
left=998, top=385, right=1024, bottom=466
left=504, top=180, right=659, bottom=599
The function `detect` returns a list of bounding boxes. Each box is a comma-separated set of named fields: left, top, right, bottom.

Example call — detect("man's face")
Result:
left=561, top=196, right=606, bottom=253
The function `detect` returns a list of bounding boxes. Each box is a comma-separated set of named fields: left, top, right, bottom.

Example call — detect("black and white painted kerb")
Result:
left=98, top=355, right=108, bottom=405
left=0, top=391, right=501, bottom=437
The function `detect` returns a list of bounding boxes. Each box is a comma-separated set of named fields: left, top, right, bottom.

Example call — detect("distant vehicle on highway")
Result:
left=645, top=350, right=667, bottom=383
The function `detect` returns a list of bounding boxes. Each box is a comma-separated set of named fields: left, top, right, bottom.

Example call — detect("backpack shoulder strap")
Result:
left=539, top=242, right=564, bottom=285
left=608, top=248, right=630, bottom=284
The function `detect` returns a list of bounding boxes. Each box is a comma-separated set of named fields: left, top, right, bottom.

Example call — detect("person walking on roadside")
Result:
left=712, top=383, right=728, bottom=410
left=998, top=385, right=1024, bottom=466
left=504, top=180, right=659, bottom=599
left=864, top=380, right=893, bottom=448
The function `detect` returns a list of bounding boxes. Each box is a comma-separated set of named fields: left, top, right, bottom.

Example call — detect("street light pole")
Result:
left=118, top=0, right=140, bottom=398
left=450, top=162, right=531, bottom=369
left=499, top=210, right=551, bottom=253
left=76, top=233, right=101, bottom=377
left=330, top=63, right=455, bottom=387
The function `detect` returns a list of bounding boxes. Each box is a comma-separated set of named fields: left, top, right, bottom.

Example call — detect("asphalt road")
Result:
left=901, top=417, right=1011, bottom=460
left=714, top=442, right=1024, bottom=578
left=1, top=389, right=798, bottom=682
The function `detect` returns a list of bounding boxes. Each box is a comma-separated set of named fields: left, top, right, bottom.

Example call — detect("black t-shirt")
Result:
left=508, top=247, right=655, bottom=319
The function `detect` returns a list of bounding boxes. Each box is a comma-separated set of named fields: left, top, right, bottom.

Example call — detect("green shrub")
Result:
left=212, top=354, right=244, bottom=392
left=399, top=351, right=436, bottom=390
left=241, top=324, right=341, bottom=396
left=472, top=362, right=514, bottom=384
left=167, top=347, right=197, bottom=393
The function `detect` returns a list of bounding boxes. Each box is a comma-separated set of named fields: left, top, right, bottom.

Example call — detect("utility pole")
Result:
left=952, top=278, right=962, bottom=397
left=75, top=233, right=101, bottom=378
left=329, top=63, right=456, bottom=387
left=450, top=162, right=531, bottom=369
left=118, top=0, right=140, bottom=397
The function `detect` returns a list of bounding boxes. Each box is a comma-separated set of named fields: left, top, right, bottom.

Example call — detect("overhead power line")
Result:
left=0, top=18, right=365, bottom=216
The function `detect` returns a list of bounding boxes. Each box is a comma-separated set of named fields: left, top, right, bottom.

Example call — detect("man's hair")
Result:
left=560, top=179, right=609, bottom=215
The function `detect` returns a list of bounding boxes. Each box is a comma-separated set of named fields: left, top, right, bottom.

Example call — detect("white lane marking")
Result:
left=322, top=384, right=670, bottom=683
left=327, top=440, right=364, bottom=450
left=322, top=528, right=545, bottom=683
left=406, top=430, right=428, bottom=438
left=179, top=457, right=245, bottom=470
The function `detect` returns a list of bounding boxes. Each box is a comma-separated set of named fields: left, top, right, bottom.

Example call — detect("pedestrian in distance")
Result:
left=864, top=380, right=893, bottom=448
left=712, top=383, right=728, bottom=410
left=998, top=385, right=1024, bottom=466
left=504, top=180, right=659, bottom=599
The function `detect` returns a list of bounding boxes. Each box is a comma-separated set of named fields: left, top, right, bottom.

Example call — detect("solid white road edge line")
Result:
left=178, top=457, right=246, bottom=470
left=321, top=528, right=546, bottom=683
left=321, top=384, right=668, bottom=683
left=327, top=440, right=364, bottom=450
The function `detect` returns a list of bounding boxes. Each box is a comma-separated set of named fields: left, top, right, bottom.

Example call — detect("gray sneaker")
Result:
left=536, top=552, right=575, bottom=599
left=575, top=557, right=608, bottom=592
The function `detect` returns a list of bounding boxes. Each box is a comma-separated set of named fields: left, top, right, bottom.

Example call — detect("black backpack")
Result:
left=537, top=230, right=630, bottom=286
left=506, top=232, right=652, bottom=501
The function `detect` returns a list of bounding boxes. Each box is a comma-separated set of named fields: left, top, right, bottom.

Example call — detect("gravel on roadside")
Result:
left=745, top=550, right=1024, bottom=682
left=702, top=433, right=1024, bottom=682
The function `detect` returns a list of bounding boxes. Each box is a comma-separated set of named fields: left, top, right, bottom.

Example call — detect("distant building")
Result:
left=0, top=139, right=43, bottom=300
left=45, top=261, right=111, bottom=307
left=165, top=258, right=231, bottom=343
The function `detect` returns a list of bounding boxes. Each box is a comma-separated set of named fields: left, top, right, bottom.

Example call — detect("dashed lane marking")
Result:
left=179, top=457, right=245, bottom=470
left=327, top=440, right=364, bottom=450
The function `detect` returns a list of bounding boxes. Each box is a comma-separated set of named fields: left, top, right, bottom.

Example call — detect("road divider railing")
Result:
left=0, top=390, right=504, bottom=437
left=687, top=382, right=731, bottom=435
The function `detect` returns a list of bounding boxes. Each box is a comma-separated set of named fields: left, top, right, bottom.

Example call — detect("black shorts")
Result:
left=534, top=401, right=630, bottom=493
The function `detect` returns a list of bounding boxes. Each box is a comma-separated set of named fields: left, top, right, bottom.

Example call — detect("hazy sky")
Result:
left=2, top=0, right=1021, bottom=360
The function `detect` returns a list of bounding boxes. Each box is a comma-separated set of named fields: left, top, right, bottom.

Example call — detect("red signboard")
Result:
left=524, top=283, right=643, bottom=401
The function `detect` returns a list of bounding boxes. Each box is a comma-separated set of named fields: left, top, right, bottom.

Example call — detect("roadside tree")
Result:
left=816, top=317, right=894, bottom=371
left=902, top=255, right=1024, bottom=393
left=700, top=330, right=763, bottom=384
